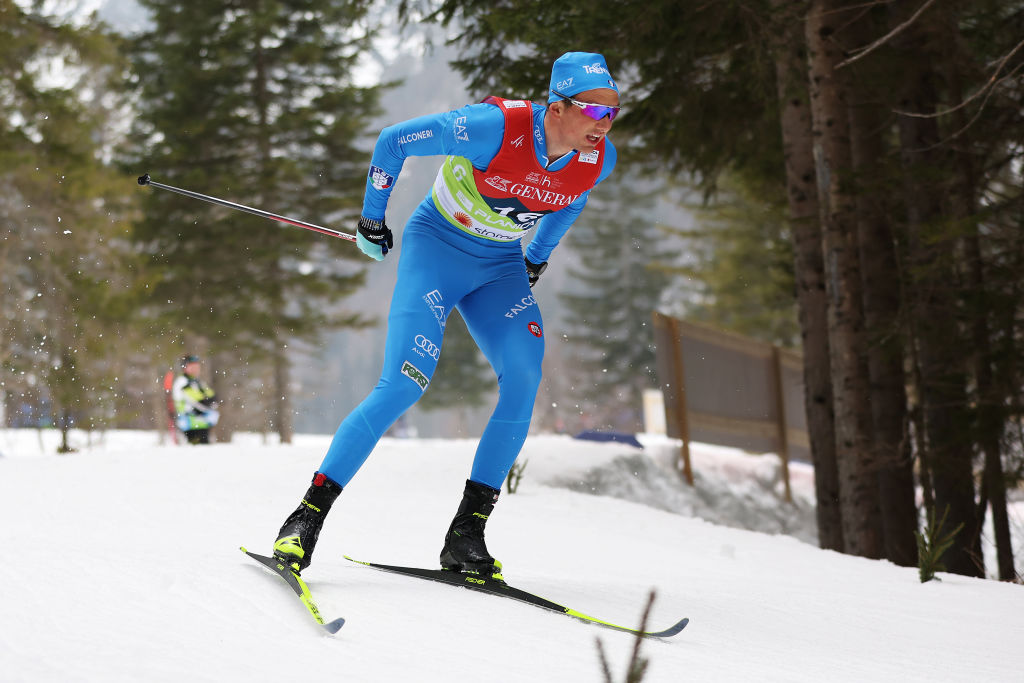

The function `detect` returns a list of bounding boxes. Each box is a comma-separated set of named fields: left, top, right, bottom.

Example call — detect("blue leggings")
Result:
left=318, top=213, right=545, bottom=490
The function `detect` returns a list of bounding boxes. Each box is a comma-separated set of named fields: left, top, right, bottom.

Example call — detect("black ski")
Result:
left=241, top=547, right=345, bottom=634
left=344, top=555, right=688, bottom=638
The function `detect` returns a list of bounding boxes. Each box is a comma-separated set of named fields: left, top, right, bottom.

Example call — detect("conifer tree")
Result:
left=0, top=2, right=134, bottom=446
left=666, top=175, right=799, bottom=347
left=415, top=0, right=1024, bottom=573
left=125, top=0, right=382, bottom=441
left=558, top=172, right=676, bottom=432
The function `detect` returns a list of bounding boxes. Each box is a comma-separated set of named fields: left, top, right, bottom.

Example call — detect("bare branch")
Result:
left=595, top=637, right=614, bottom=683
left=836, top=0, right=940, bottom=69
left=893, top=38, right=1024, bottom=120
left=895, top=40, right=1024, bottom=151
left=911, top=61, right=1023, bottom=150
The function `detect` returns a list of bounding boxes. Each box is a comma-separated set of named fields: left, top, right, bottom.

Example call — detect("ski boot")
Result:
left=440, top=479, right=503, bottom=579
left=273, top=472, right=342, bottom=572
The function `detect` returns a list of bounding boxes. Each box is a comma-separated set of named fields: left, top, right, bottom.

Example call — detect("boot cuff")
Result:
left=312, top=471, right=343, bottom=493
left=465, top=478, right=500, bottom=503
left=304, top=471, right=343, bottom=511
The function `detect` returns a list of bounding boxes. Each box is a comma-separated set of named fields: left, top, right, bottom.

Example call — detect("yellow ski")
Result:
left=241, top=546, right=344, bottom=634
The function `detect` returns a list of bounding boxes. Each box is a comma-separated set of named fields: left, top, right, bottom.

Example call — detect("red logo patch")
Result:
left=528, top=321, right=542, bottom=338
left=454, top=211, right=472, bottom=227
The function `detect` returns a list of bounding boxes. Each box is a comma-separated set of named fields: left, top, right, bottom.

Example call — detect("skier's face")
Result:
left=556, top=88, right=618, bottom=153
left=184, top=361, right=200, bottom=376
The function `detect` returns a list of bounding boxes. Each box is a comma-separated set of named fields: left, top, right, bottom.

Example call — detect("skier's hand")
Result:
left=356, top=216, right=393, bottom=261
left=525, top=257, right=547, bottom=288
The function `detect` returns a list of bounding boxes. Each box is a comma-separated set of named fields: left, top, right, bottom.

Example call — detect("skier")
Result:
left=172, top=355, right=219, bottom=444
left=273, top=51, right=620, bottom=577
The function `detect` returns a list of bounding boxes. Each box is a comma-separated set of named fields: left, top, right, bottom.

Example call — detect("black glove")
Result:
left=525, top=257, right=548, bottom=288
left=357, top=216, right=393, bottom=260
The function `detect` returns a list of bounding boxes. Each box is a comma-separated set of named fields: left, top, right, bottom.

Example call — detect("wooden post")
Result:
left=771, top=346, right=793, bottom=502
left=668, top=316, right=694, bottom=486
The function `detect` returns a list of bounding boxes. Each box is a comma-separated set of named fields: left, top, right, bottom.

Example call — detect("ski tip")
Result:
left=343, top=555, right=371, bottom=566
left=648, top=617, right=689, bottom=638
left=322, top=618, right=345, bottom=634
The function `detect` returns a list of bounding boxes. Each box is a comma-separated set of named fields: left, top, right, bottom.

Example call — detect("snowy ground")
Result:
left=1, top=429, right=1022, bottom=682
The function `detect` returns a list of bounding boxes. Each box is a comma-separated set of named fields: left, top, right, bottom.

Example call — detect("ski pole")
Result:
left=136, top=174, right=356, bottom=242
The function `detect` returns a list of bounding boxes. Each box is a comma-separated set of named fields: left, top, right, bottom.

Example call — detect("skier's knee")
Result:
left=497, top=364, right=543, bottom=415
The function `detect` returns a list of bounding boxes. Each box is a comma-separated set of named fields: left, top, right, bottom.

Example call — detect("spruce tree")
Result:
left=0, top=3, right=134, bottom=446
left=666, top=175, right=799, bottom=347
left=418, top=0, right=1024, bottom=572
left=125, top=0, right=383, bottom=441
left=558, top=172, right=676, bottom=433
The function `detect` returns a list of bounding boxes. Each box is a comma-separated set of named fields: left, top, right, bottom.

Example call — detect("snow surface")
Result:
left=1, top=429, right=1022, bottom=682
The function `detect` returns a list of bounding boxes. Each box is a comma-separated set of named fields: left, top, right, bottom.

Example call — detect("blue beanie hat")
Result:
left=548, top=52, right=619, bottom=103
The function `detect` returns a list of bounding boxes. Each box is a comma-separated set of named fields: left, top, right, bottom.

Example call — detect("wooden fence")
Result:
left=651, top=312, right=808, bottom=501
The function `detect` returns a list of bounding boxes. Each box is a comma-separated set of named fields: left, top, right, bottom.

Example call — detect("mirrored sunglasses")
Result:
left=551, top=89, right=620, bottom=121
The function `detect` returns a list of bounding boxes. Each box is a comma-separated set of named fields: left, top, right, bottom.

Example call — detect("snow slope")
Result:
left=1, top=430, right=1022, bottom=682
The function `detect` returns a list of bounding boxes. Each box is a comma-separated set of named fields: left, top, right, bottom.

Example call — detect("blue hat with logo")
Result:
left=548, top=52, right=619, bottom=103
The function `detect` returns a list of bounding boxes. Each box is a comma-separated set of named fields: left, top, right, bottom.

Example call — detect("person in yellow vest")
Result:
left=172, top=355, right=219, bottom=444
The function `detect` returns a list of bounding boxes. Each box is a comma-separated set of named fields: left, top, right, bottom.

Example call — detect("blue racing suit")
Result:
left=318, top=98, right=616, bottom=490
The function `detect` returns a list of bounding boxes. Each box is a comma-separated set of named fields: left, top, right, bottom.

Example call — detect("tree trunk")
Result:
left=845, top=10, right=917, bottom=567
left=938, top=25, right=1016, bottom=580
left=274, top=342, right=294, bottom=444
left=209, top=349, right=234, bottom=443
left=888, top=7, right=981, bottom=577
left=953, top=147, right=1014, bottom=582
left=770, top=0, right=842, bottom=551
left=990, top=219, right=1024, bottom=579
left=806, top=0, right=883, bottom=559
left=252, top=34, right=294, bottom=446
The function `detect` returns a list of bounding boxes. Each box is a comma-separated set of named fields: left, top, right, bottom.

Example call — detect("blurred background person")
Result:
left=172, top=354, right=219, bottom=444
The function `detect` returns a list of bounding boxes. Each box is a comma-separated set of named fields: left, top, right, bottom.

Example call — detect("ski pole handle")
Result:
left=136, top=173, right=356, bottom=242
